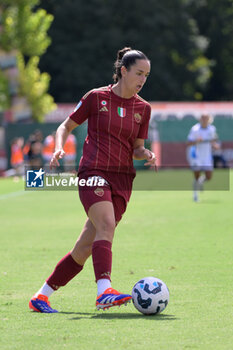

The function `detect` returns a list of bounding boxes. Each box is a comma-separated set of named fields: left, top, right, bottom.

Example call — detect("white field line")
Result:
left=0, top=190, right=29, bottom=200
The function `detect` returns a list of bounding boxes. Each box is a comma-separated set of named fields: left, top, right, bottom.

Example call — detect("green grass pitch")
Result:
left=0, top=170, right=233, bottom=350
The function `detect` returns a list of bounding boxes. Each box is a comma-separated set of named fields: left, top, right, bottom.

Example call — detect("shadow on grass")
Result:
left=58, top=311, right=176, bottom=321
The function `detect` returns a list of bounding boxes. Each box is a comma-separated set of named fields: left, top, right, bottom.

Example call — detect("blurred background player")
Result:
left=24, top=130, right=43, bottom=169
left=29, top=47, right=157, bottom=313
left=10, top=137, right=24, bottom=179
left=63, top=133, right=77, bottom=171
left=148, top=114, right=161, bottom=168
left=187, top=113, right=219, bottom=202
left=212, top=141, right=228, bottom=169
left=42, top=132, right=55, bottom=165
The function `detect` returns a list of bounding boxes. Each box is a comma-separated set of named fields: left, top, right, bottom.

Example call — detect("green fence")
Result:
left=5, top=116, right=233, bottom=169
left=156, top=117, right=233, bottom=142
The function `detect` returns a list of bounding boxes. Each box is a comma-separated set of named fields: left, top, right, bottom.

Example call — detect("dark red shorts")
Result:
left=78, top=170, right=135, bottom=223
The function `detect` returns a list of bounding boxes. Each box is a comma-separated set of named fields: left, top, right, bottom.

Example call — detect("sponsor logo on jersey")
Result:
left=94, top=187, right=105, bottom=197
left=117, top=107, right=126, bottom=118
left=74, top=101, right=82, bottom=112
left=134, top=113, right=142, bottom=123
left=101, top=100, right=107, bottom=106
left=99, top=106, right=108, bottom=112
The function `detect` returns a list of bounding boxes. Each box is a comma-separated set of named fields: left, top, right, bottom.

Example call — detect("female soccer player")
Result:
left=29, top=47, right=156, bottom=313
left=187, top=113, right=219, bottom=202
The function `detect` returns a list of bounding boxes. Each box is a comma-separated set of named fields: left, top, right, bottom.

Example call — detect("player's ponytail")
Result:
left=113, top=47, right=149, bottom=83
left=117, top=47, right=132, bottom=60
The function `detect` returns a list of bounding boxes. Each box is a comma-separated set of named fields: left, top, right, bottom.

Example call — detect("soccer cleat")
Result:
left=96, top=288, right=132, bottom=310
left=29, top=294, right=58, bottom=313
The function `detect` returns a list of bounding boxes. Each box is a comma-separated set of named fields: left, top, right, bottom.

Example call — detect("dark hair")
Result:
left=113, top=47, right=149, bottom=83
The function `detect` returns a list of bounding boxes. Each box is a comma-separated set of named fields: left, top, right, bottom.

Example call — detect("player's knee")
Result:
left=98, top=216, right=115, bottom=234
left=94, top=216, right=115, bottom=241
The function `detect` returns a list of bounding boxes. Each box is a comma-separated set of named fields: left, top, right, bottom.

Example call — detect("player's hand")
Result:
left=211, top=141, right=220, bottom=150
left=196, top=137, right=203, bottom=144
left=144, top=150, right=158, bottom=172
left=50, top=149, right=65, bottom=169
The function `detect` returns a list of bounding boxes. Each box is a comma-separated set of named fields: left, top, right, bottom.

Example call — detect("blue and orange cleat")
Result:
left=29, top=294, right=58, bottom=313
left=96, top=288, right=132, bottom=310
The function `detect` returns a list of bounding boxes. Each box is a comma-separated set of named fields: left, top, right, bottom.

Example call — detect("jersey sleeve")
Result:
left=187, top=127, right=196, bottom=141
left=211, top=125, right=218, bottom=140
left=69, top=90, right=94, bottom=125
left=137, top=104, right=151, bottom=139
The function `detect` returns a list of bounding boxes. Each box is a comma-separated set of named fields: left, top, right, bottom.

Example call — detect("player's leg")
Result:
left=89, top=200, right=115, bottom=296
left=71, top=218, right=96, bottom=265
left=205, top=170, right=212, bottom=181
left=197, top=169, right=212, bottom=193
left=45, top=218, right=96, bottom=291
left=29, top=218, right=95, bottom=313
left=78, top=177, right=116, bottom=301
left=197, top=173, right=206, bottom=191
left=88, top=200, right=132, bottom=310
left=193, top=170, right=201, bottom=202
left=193, top=170, right=201, bottom=181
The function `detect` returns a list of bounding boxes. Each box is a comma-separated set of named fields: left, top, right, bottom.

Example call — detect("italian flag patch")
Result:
left=117, top=107, right=126, bottom=118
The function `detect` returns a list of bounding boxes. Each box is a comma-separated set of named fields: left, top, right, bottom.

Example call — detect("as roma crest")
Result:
left=94, top=188, right=104, bottom=197
left=134, top=113, right=142, bottom=123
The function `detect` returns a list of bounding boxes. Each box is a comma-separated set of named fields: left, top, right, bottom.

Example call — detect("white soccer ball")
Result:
left=132, top=276, right=169, bottom=315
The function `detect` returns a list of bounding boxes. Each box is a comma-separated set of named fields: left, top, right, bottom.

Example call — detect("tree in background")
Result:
left=0, top=68, right=10, bottom=110
left=190, top=0, right=233, bottom=100
left=0, top=0, right=56, bottom=122
left=39, top=0, right=211, bottom=102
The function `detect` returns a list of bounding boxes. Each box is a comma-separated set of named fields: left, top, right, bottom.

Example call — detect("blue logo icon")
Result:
left=26, top=168, right=45, bottom=188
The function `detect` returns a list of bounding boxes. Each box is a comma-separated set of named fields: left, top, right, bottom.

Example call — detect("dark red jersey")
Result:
left=69, top=84, right=151, bottom=175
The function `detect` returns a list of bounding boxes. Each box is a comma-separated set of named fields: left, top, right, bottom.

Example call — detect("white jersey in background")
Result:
left=187, top=123, right=217, bottom=169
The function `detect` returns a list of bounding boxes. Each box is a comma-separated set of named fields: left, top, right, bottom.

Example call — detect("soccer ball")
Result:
left=132, top=276, right=169, bottom=315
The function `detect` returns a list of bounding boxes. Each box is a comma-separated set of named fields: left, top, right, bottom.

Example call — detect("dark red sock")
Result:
left=46, top=252, right=83, bottom=290
left=92, top=240, right=112, bottom=282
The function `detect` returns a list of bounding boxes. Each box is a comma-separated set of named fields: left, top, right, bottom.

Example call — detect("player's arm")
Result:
left=187, top=138, right=205, bottom=146
left=187, top=129, right=219, bottom=146
left=187, top=137, right=219, bottom=146
left=187, top=140, right=196, bottom=146
left=50, top=117, right=78, bottom=168
left=210, top=130, right=220, bottom=149
left=133, top=138, right=157, bottom=170
left=187, top=128, right=203, bottom=146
